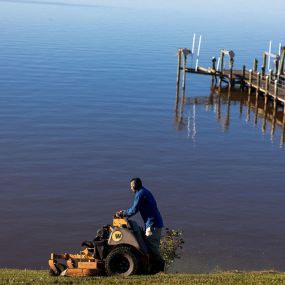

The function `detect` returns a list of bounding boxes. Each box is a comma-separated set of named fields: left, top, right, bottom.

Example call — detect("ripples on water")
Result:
left=0, top=0, right=284, bottom=272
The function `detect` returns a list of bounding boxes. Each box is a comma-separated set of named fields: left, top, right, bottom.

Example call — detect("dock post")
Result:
left=265, top=75, right=269, bottom=95
left=274, top=58, right=279, bottom=78
left=248, top=69, right=253, bottom=95
left=261, top=53, right=267, bottom=77
left=269, top=69, right=273, bottom=81
left=175, top=49, right=182, bottom=107
left=274, top=79, right=278, bottom=97
left=253, top=58, right=258, bottom=72
left=220, top=51, right=225, bottom=74
left=256, top=72, right=261, bottom=96
left=241, top=65, right=246, bottom=89
left=182, top=51, right=188, bottom=98
left=254, top=72, right=261, bottom=124
left=219, top=51, right=225, bottom=90
left=229, top=57, right=234, bottom=89
left=211, top=57, right=216, bottom=85
left=180, top=49, right=191, bottom=104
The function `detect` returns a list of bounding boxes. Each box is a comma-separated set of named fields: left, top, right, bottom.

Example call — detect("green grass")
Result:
left=1, top=269, right=285, bottom=285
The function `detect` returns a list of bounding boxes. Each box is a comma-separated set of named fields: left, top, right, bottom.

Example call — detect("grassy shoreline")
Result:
left=1, top=269, right=285, bottom=285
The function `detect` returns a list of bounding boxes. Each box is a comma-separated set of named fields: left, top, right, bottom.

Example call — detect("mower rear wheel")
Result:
left=105, top=246, right=138, bottom=276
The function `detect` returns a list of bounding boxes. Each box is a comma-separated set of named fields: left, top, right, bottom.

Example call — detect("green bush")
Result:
left=160, top=228, right=184, bottom=270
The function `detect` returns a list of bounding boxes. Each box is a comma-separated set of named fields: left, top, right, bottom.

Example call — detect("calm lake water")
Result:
left=0, top=0, right=284, bottom=272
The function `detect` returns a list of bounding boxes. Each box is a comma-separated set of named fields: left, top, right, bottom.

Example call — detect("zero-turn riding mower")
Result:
left=48, top=215, right=164, bottom=277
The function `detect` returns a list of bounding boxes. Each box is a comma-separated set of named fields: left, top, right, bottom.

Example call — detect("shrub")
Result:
left=160, top=228, right=184, bottom=270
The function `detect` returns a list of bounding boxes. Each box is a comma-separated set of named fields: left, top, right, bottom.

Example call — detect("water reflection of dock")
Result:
left=174, top=87, right=285, bottom=146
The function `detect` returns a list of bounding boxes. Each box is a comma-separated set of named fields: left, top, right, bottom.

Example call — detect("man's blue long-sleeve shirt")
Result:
left=123, top=187, right=163, bottom=229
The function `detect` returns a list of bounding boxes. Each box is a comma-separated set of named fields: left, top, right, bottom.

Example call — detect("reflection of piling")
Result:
left=224, top=91, right=231, bottom=130
left=246, top=95, right=250, bottom=123
left=254, top=94, right=258, bottom=126
left=264, top=75, right=269, bottom=112
left=281, top=124, right=285, bottom=147
left=262, top=110, right=267, bottom=134
left=271, top=102, right=277, bottom=139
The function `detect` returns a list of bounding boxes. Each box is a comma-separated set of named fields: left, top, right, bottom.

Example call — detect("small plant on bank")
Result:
left=160, top=228, right=184, bottom=270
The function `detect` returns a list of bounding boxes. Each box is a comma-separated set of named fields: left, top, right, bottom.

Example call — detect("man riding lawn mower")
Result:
left=48, top=178, right=165, bottom=276
left=49, top=214, right=165, bottom=276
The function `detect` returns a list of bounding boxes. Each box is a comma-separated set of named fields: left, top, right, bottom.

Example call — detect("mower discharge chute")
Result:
left=48, top=216, right=161, bottom=277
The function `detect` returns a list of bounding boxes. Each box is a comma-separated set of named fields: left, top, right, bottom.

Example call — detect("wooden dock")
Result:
left=184, top=67, right=285, bottom=103
left=176, top=46, right=285, bottom=116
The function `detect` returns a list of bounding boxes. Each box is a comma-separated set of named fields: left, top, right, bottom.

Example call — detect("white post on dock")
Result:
left=192, top=33, right=196, bottom=54
left=216, top=57, right=220, bottom=71
left=190, top=33, right=196, bottom=68
left=268, top=40, right=272, bottom=71
left=195, top=35, right=202, bottom=71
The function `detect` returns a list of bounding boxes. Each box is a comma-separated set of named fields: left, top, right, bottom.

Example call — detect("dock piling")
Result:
left=175, top=49, right=182, bottom=107
left=182, top=49, right=189, bottom=97
left=241, top=65, right=246, bottom=89
left=256, top=72, right=261, bottom=96
left=253, top=58, right=258, bottom=72
left=274, top=79, right=278, bottom=97
left=261, top=53, right=267, bottom=76
left=211, top=57, right=217, bottom=84
left=248, top=69, right=253, bottom=95
left=229, top=57, right=234, bottom=88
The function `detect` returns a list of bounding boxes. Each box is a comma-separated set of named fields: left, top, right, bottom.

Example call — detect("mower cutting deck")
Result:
left=49, top=216, right=159, bottom=277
